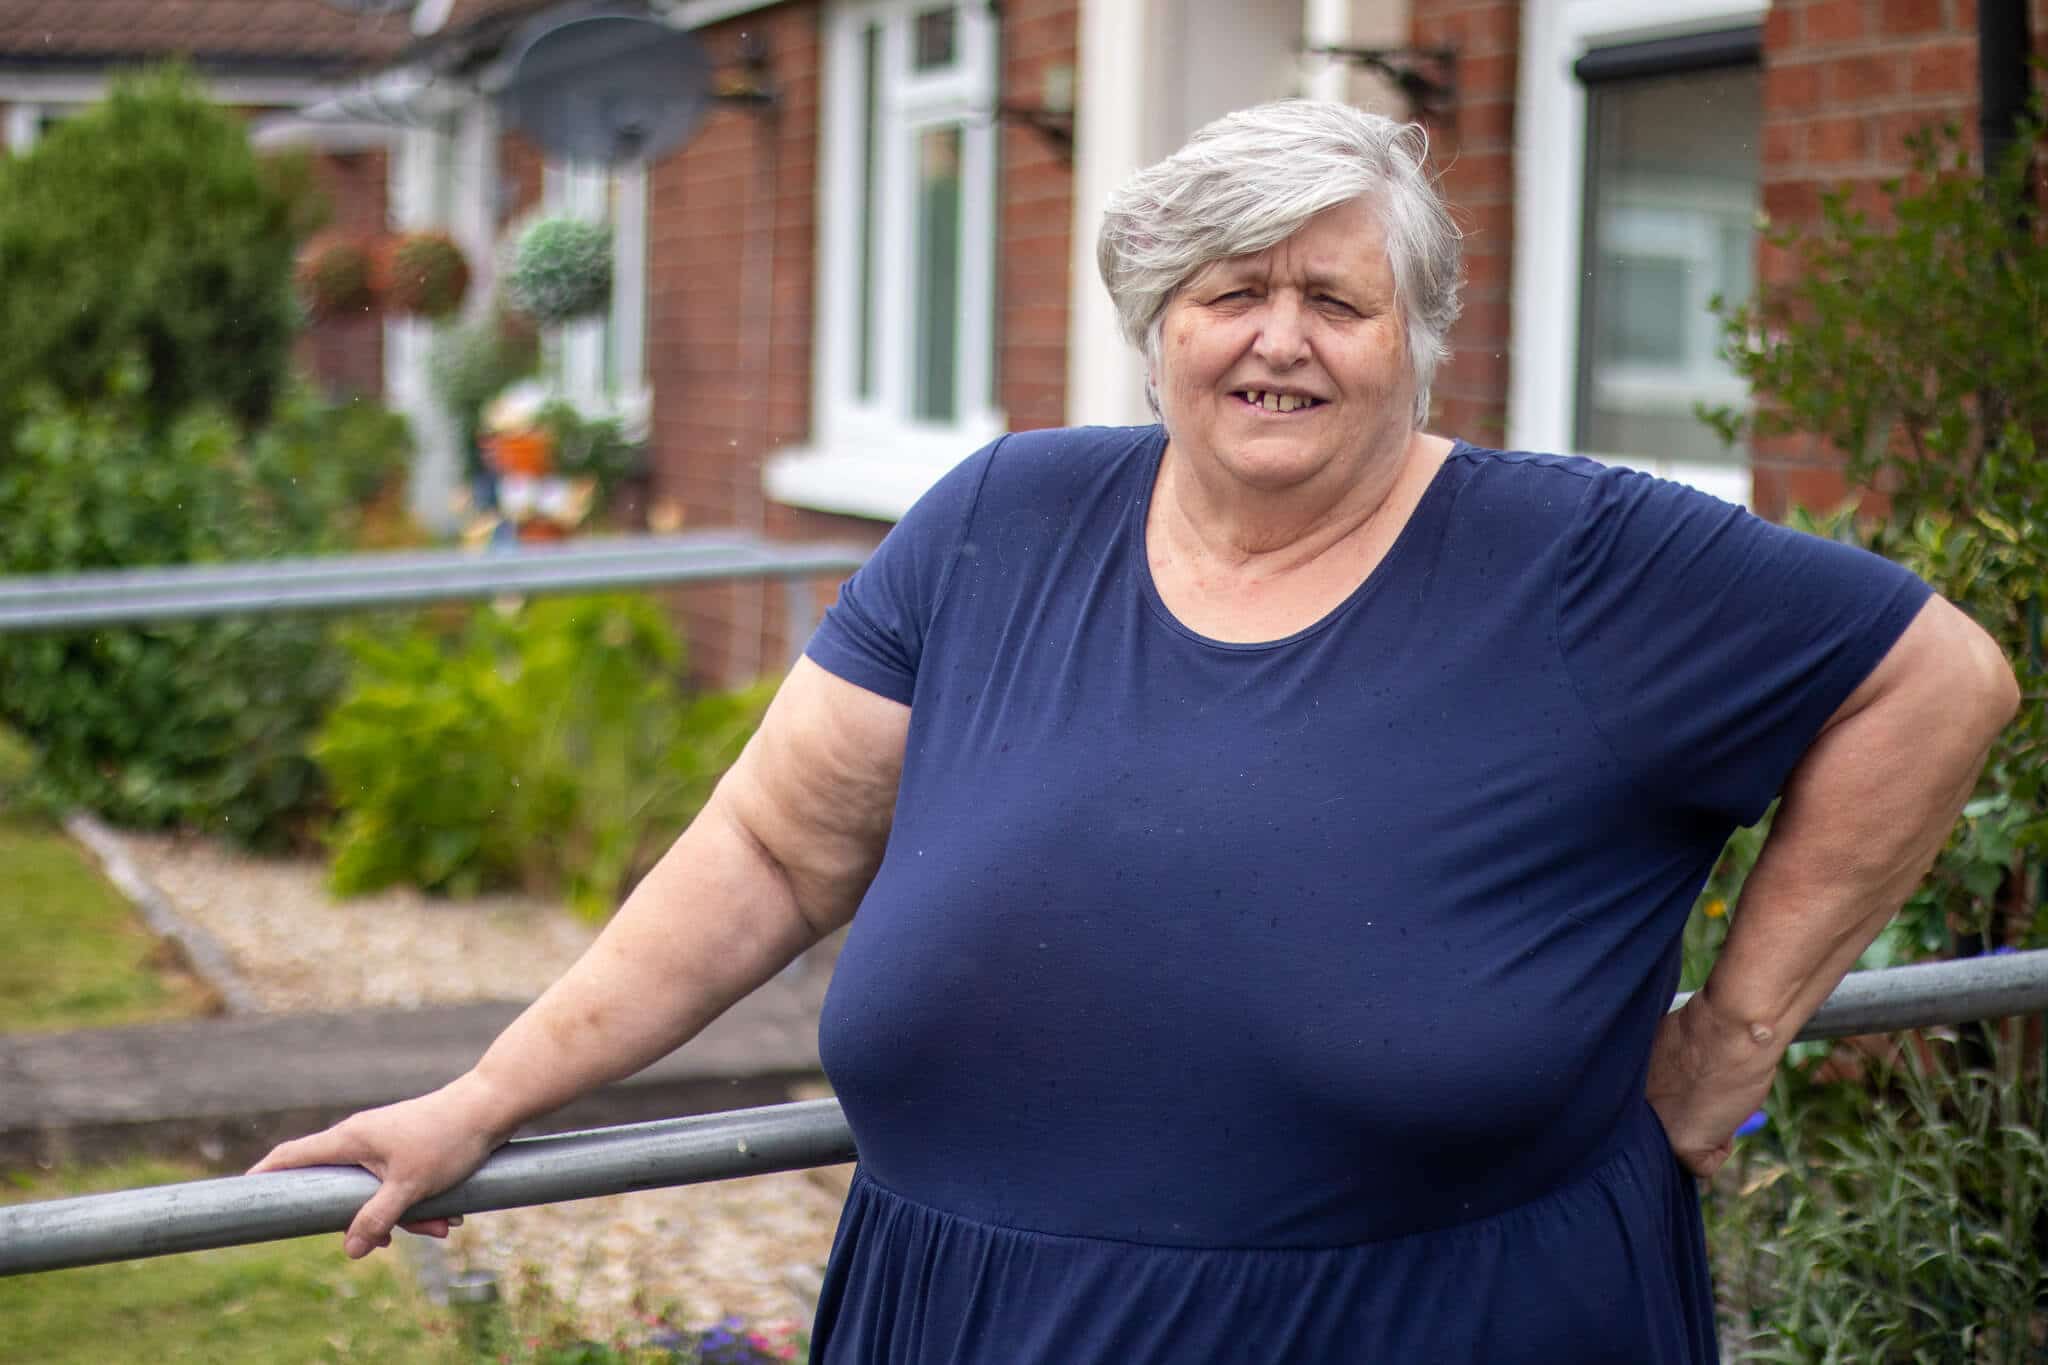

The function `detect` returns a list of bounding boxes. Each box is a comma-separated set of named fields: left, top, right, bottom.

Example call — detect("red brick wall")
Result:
left=997, top=0, right=1078, bottom=434
left=639, top=3, right=825, bottom=686
left=501, top=129, right=547, bottom=225
left=1751, top=0, right=2048, bottom=516
left=1411, top=0, right=1521, bottom=448
left=642, top=0, right=1077, bottom=687
left=294, top=148, right=389, bottom=400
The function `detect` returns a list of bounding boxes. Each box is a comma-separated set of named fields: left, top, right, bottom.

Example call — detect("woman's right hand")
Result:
left=247, top=1075, right=508, bottom=1259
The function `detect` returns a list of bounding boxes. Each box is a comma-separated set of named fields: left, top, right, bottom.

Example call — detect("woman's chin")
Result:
left=1204, top=434, right=1361, bottom=493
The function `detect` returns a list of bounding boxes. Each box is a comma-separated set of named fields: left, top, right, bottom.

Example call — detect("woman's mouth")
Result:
left=1234, top=389, right=1324, bottom=414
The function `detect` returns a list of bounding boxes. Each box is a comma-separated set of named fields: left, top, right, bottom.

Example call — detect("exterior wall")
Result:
left=997, top=0, right=1081, bottom=435
left=644, top=0, right=1079, bottom=686
left=501, top=128, right=547, bottom=222
left=1750, top=0, right=2048, bottom=515
left=1411, top=0, right=1522, bottom=447
left=295, top=148, right=390, bottom=401
left=645, top=2, right=829, bottom=686
left=1419, top=0, right=2045, bottom=515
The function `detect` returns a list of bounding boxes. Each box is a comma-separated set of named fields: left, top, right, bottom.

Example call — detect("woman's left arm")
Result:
left=1647, top=595, right=2019, bottom=1177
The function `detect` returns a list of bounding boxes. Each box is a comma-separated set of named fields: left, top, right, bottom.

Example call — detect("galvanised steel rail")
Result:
left=0, top=532, right=869, bottom=633
left=6, top=950, right=2048, bottom=1277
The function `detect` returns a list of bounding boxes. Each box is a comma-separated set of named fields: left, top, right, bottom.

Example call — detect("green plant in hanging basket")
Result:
left=504, top=216, right=613, bottom=325
left=374, top=229, right=470, bottom=318
left=293, top=231, right=376, bottom=321
left=429, top=314, right=540, bottom=429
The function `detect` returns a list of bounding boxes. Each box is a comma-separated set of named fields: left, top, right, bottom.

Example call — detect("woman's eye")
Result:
left=1316, top=294, right=1356, bottom=312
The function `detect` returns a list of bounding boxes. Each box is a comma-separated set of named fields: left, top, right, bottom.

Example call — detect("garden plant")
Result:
left=317, top=595, right=773, bottom=916
left=0, top=69, right=415, bottom=848
left=505, top=216, right=615, bottom=325
left=1687, top=105, right=2047, bottom=1356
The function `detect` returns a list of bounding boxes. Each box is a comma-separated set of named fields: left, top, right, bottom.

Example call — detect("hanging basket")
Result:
left=503, top=217, right=613, bottom=326
left=374, top=230, right=471, bottom=319
left=293, top=231, right=377, bottom=321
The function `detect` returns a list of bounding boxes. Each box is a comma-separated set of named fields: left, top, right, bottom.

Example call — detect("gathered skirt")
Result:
left=811, top=1099, right=1718, bottom=1364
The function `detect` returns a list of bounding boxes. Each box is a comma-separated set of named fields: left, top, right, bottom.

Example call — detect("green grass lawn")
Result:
left=0, top=1160, right=460, bottom=1364
left=0, top=727, right=215, bottom=1033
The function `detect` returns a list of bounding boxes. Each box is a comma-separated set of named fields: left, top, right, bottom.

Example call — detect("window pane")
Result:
left=1577, top=64, right=1759, bottom=465
left=856, top=22, right=881, bottom=399
left=912, top=125, right=962, bottom=422
left=913, top=7, right=957, bottom=70
left=1595, top=255, right=1686, bottom=366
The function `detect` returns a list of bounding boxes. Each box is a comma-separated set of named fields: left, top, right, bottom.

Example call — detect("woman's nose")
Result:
left=1252, top=295, right=1309, bottom=367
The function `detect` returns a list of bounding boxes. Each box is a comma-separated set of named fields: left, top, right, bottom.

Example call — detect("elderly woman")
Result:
left=258, top=101, right=2016, bottom=1361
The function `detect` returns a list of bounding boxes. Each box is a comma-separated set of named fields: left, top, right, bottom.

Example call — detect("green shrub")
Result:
left=316, top=596, right=773, bottom=913
left=0, top=65, right=316, bottom=434
left=428, top=315, right=541, bottom=469
left=254, top=385, right=416, bottom=534
left=1688, top=108, right=2048, bottom=1358
left=1708, top=1031, right=2048, bottom=1361
left=538, top=399, right=645, bottom=509
left=0, top=367, right=411, bottom=845
left=1703, top=109, right=2047, bottom=958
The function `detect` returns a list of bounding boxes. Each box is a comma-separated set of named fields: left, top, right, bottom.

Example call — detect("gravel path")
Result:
left=99, top=828, right=851, bottom=1342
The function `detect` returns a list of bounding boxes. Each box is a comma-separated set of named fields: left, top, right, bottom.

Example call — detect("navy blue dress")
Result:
left=802, top=427, right=1928, bottom=1363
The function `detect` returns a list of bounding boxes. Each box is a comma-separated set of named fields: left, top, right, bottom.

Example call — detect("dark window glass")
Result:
left=856, top=22, right=881, bottom=399
left=913, top=7, right=956, bottom=70
left=1576, top=62, right=1759, bottom=465
left=912, top=126, right=962, bottom=421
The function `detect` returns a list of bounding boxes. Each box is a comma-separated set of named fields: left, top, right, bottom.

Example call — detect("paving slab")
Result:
left=0, top=954, right=832, bottom=1170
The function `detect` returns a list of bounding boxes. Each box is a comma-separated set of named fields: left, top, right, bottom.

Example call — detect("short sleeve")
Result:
left=802, top=438, right=1003, bottom=706
left=1555, top=465, right=1932, bottom=826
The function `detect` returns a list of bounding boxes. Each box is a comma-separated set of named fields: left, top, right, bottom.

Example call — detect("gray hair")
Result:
left=1097, top=99, right=1463, bottom=426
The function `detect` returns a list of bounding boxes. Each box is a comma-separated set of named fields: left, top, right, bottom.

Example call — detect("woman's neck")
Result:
left=1143, top=430, right=1453, bottom=645
left=1153, top=429, right=1442, bottom=573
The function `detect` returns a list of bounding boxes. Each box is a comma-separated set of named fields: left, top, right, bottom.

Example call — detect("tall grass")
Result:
left=1708, top=1027, right=2048, bottom=1362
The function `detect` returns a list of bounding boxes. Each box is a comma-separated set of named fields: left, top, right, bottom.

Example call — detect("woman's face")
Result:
left=1152, top=197, right=1416, bottom=496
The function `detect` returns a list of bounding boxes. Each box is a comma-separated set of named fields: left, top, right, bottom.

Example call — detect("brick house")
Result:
left=7, top=1, right=2037, bottom=683
left=326, top=0, right=2037, bottom=682
left=277, top=0, right=1420, bottom=681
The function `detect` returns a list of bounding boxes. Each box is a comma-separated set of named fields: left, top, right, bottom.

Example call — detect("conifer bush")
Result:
left=0, top=65, right=315, bottom=431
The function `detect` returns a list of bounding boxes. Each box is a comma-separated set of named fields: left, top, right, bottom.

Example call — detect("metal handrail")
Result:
left=6, top=950, right=2048, bottom=1278
left=0, top=532, right=869, bottom=632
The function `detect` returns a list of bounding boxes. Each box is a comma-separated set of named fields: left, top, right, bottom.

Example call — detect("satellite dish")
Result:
left=496, top=8, right=714, bottom=166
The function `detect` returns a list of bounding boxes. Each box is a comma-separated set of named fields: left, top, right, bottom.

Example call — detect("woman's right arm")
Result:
left=249, top=657, right=910, bottom=1258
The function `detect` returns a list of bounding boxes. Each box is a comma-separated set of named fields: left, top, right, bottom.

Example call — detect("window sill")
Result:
left=765, top=418, right=1004, bottom=522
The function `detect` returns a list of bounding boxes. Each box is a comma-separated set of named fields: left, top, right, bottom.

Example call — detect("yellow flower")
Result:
left=1703, top=899, right=1728, bottom=919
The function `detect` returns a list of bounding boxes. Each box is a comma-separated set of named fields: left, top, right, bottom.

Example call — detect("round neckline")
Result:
left=1132, top=429, right=1465, bottom=653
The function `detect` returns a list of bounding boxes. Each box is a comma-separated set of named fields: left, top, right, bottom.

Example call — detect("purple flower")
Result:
left=1734, top=1110, right=1768, bottom=1138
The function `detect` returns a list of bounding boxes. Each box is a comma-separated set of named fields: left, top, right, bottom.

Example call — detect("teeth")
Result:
left=1243, top=390, right=1314, bottom=412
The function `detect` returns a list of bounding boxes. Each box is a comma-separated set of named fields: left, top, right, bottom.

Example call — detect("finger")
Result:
left=1684, top=1141, right=1733, bottom=1179
left=346, top=1182, right=423, bottom=1259
left=248, top=1128, right=363, bottom=1176
left=399, top=1216, right=461, bottom=1238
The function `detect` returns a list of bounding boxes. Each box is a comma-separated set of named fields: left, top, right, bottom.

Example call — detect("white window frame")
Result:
left=1509, top=0, right=1765, bottom=507
left=540, top=159, right=653, bottom=434
left=3, top=101, right=46, bottom=153
left=768, top=0, right=1003, bottom=522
